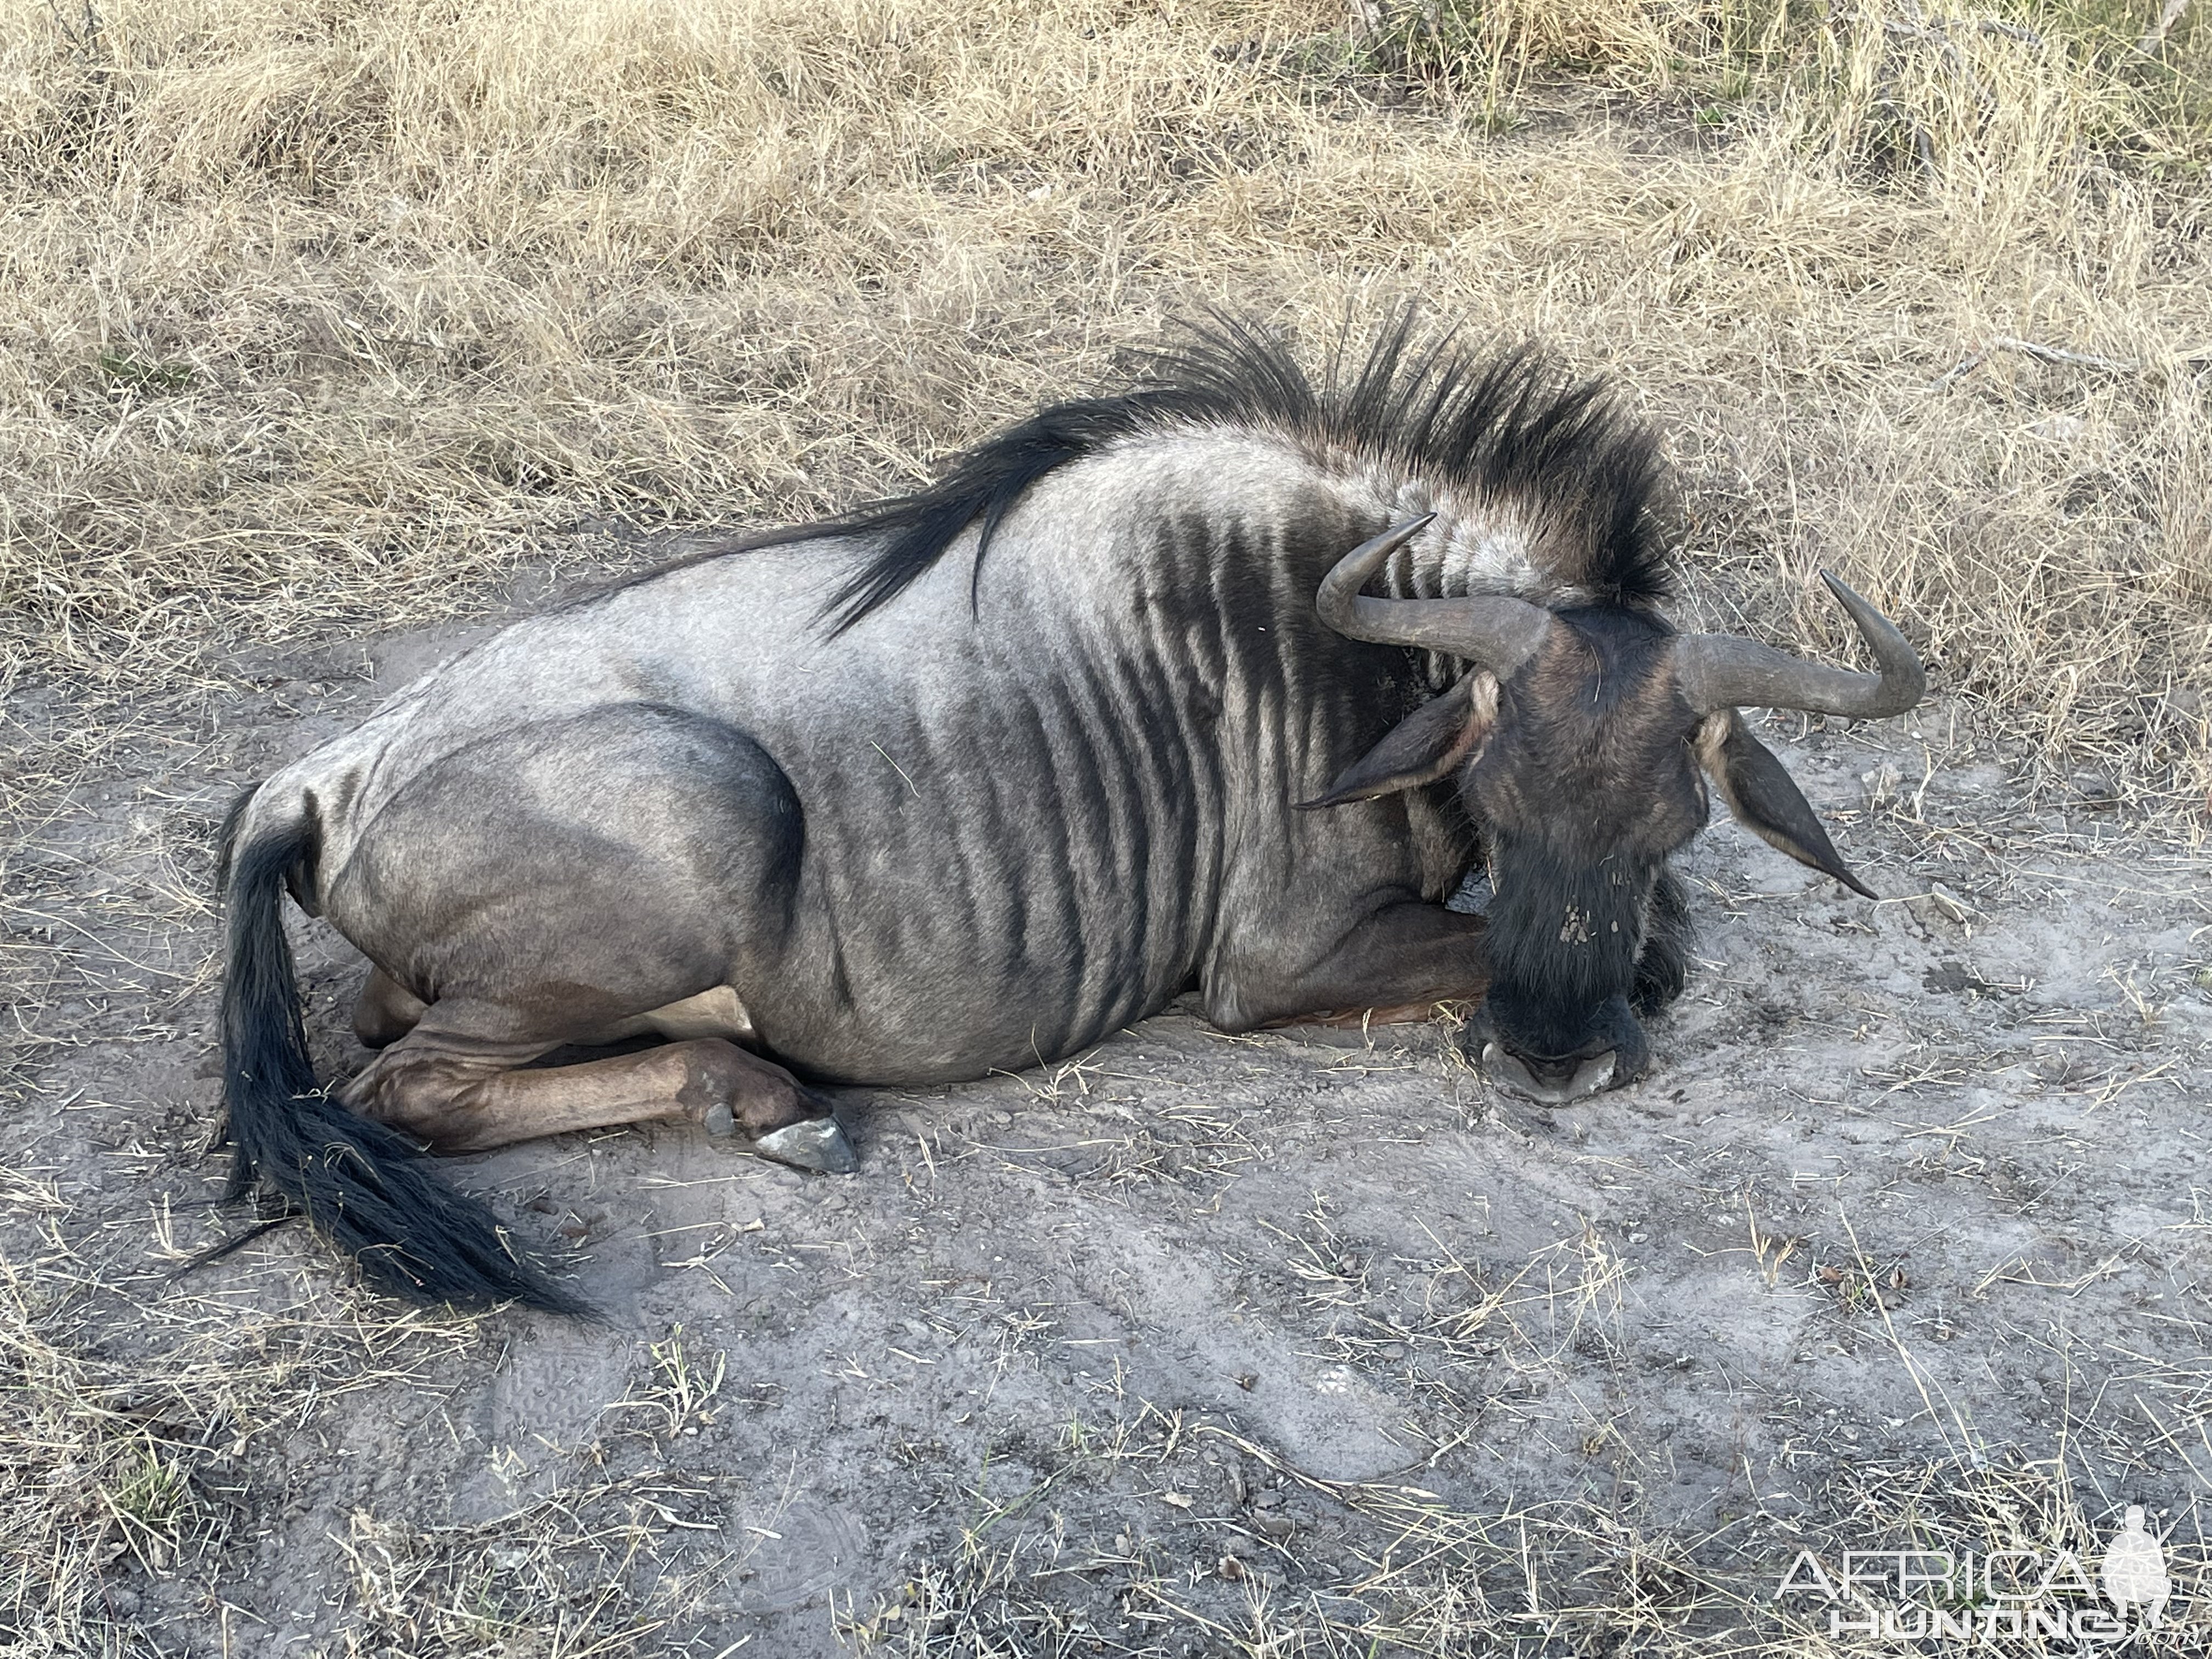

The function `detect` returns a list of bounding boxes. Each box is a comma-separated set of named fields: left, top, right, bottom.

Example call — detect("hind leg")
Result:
left=321, top=704, right=851, bottom=1171
left=355, top=966, right=427, bottom=1049
left=340, top=1002, right=853, bottom=1171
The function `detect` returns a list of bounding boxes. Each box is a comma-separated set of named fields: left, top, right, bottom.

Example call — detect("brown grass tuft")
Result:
left=0, top=1165, right=497, bottom=1655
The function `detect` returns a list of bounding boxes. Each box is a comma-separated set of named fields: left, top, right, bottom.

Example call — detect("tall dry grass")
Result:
left=0, top=0, right=2206, bottom=808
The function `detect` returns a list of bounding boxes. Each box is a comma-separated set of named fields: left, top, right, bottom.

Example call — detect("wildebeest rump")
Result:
left=216, top=315, right=1922, bottom=1311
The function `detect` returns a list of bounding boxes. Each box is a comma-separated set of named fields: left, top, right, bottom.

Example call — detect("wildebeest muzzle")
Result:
left=1469, top=990, right=1649, bottom=1105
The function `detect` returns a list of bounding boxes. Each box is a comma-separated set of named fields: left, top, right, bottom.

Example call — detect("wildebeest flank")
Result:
left=216, top=315, right=1922, bottom=1311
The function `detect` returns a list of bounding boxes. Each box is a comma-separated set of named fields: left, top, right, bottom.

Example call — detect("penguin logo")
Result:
left=2100, top=1506, right=2170, bottom=1628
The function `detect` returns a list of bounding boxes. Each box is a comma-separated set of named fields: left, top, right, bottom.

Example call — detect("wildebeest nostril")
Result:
left=1480, top=1042, right=1618, bottom=1104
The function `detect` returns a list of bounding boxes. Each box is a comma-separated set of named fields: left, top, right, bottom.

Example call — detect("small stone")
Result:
left=1927, top=883, right=1973, bottom=924
left=1861, top=762, right=1901, bottom=806
left=2070, top=767, right=2120, bottom=807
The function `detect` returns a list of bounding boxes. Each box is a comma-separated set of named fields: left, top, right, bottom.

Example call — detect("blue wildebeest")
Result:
left=216, top=317, right=1922, bottom=1311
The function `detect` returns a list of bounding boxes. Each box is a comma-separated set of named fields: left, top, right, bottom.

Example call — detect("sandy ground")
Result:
left=4, top=565, right=2209, bottom=1655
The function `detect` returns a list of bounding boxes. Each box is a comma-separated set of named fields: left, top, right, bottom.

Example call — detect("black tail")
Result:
left=219, top=820, right=588, bottom=1316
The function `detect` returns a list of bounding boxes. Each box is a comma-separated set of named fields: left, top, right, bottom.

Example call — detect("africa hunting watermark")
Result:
left=1774, top=1508, right=2174, bottom=1644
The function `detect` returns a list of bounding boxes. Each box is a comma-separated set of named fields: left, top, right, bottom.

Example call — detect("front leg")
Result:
left=1204, top=901, right=1489, bottom=1034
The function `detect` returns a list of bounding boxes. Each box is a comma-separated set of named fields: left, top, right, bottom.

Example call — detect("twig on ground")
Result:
left=1989, top=334, right=2142, bottom=374
left=2138, top=0, right=2192, bottom=55
left=1926, top=350, right=1987, bottom=391
left=1929, top=334, right=2154, bottom=388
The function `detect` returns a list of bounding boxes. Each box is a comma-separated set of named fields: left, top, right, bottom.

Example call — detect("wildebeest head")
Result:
left=1310, top=516, right=1924, bottom=1104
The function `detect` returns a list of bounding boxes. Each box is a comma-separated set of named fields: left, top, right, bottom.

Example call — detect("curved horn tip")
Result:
left=1363, top=511, right=1436, bottom=562
left=1820, top=568, right=1927, bottom=707
left=1317, top=511, right=1437, bottom=611
left=1816, top=569, right=1905, bottom=632
left=1817, top=569, right=1869, bottom=606
left=1317, top=514, right=1554, bottom=670
left=1368, top=510, right=1435, bottom=545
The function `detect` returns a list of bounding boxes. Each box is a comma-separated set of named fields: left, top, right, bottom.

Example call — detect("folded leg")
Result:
left=341, top=1002, right=851, bottom=1171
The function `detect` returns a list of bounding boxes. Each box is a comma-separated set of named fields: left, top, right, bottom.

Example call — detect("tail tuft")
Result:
left=221, top=823, right=589, bottom=1317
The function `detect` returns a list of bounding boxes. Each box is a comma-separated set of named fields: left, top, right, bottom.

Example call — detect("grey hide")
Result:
left=239, top=435, right=1494, bottom=1085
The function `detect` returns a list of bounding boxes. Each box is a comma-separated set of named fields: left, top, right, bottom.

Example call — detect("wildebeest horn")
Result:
left=1673, top=572, right=1925, bottom=719
left=1316, top=514, right=1551, bottom=675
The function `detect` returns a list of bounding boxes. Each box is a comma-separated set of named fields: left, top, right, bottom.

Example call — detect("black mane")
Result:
left=723, top=312, right=1677, bottom=631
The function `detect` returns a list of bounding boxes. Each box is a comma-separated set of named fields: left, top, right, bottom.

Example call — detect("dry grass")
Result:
left=2, top=1154, right=748, bottom=1657
left=0, top=0, right=2206, bottom=806
left=827, top=1229, right=2212, bottom=1658
left=0, top=1164, right=498, bottom=1655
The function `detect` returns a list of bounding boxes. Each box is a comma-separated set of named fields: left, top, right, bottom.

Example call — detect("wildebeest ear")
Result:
left=1694, top=711, right=1877, bottom=899
left=1297, top=674, right=1497, bottom=810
